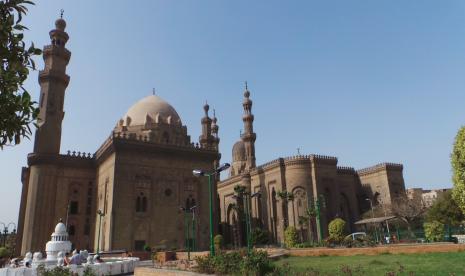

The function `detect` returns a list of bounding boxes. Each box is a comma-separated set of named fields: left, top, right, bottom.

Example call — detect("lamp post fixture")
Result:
left=180, top=206, right=191, bottom=261
left=365, top=198, right=378, bottom=243
left=190, top=205, right=197, bottom=252
left=314, top=196, right=325, bottom=242
left=96, top=210, right=105, bottom=254
left=380, top=200, right=391, bottom=241
left=193, top=163, right=230, bottom=256
left=180, top=205, right=197, bottom=261
left=233, top=191, right=260, bottom=253
left=0, top=222, right=16, bottom=248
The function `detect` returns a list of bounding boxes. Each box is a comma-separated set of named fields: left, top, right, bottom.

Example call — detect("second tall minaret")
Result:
left=241, top=82, right=256, bottom=169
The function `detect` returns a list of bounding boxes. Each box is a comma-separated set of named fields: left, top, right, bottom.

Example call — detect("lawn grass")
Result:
left=274, top=251, right=465, bottom=275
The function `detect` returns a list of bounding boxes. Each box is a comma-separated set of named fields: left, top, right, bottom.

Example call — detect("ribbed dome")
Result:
left=232, top=140, right=246, bottom=161
left=54, top=222, right=67, bottom=234
left=123, top=95, right=181, bottom=126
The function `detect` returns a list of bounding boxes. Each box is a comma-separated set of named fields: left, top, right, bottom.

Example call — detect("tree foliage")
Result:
left=391, top=196, right=427, bottom=237
left=0, top=0, right=41, bottom=148
left=426, top=190, right=464, bottom=226
left=328, top=218, right=346, bottom=238
left=424, top=221, right=445, bottom=242
left=284, top=226, right=298, bottom=248
left=452, top=126, right=465, bottom=215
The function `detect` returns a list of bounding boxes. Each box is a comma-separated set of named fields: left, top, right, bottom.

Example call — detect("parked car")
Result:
left=346, top=232, right=367, bottom=240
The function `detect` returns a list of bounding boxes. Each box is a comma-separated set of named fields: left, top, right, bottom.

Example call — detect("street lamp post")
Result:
left=180, top=205, right=197, bottom=261
left=193, top=163, right=230, bottom=256
left=366, top=198, right=378, bottom=243
left=380, top=200, right=391, bottom=241
left=232, top=191, right=260, bottom=253
left=0, top=222, right=16, bottom=248
left=96, top=210, right=105, bottom=254
left=180, top=207, right=191, bottom=261
left=314, top=196, right=325, bottom=242
left=190, top=205, right=197, bottom=252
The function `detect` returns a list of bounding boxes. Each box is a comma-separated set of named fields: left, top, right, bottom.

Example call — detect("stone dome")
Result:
left=123, top=95, right=182, bottom=126
left=232, top=140, right=246, bottom=161
left=54, top=222, right=67, bottom=234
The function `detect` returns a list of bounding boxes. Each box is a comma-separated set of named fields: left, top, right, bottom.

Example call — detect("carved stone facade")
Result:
left=17, top=18, right=220, bottom=255
left=218, top=88, right=406, bottom=246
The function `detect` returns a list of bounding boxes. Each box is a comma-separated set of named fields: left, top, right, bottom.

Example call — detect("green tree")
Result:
left=304, top=201, right=318, bottom=243
left=426, top=190, right=464, bottom=226
left=328, top=218, right=346, bottom=239
left=277, top=190, right=294, bottom=227
left=284, top=226, right=298, bottom=248
left=0, top=0, right=42, bottom=148
left=424, top=221, right=445, bottom=242
left=452, top=126, right=465, bottom=215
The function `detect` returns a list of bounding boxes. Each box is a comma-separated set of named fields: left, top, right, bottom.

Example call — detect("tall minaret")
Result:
left=241, top=82, right=256, bottom=169
left=21, top=16, right=71, bottom=255
left=199, top=102, right=213, bottom=148
left=33, top=15, right=71, bottom=154
left=211, top=109, right=220, bottom=151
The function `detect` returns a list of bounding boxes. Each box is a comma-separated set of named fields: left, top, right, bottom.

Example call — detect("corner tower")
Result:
left=241, top=82, right=256, bottom=170
left=33, top=16, right=71, bottom=154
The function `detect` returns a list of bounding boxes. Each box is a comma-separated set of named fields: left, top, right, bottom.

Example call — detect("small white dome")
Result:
left=122, top=95, right=181, bottom=126
left=54, top=222, right=67, bottom=234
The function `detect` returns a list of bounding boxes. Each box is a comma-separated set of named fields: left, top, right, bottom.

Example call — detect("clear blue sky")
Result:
left=1, top=0, right=465, bottom=224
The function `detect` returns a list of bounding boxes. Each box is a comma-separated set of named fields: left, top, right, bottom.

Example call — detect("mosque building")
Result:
left=16, top=17, right=406, bottom=254
left=17, top=17, right=220, bottom=255
left=217, top=86, right=406, bottom=246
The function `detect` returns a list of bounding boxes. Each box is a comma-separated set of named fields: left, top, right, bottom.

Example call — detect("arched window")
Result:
left=136, top=192, right=148, bottom=213
left=162, top=132, right=169, bottom=143
left=185, top=195, right=196, bottom=210
left=142, top=196, right=147, bottom=212
left=136, top=196, right=141, bottom=212
left=69, top=225, right=76, bottom=236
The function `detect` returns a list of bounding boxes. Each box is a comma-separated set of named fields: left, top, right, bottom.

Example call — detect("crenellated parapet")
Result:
left=357, top=162, right=403, bottom=176
left=65, top=150, right=95, bottom=159
left=283, top=155, right=312, bottom=167
left=337, top=166, right=356, bottom=175
left=110, top=131, right=215, bottom=150
left=309, top=154, right=338, bottom=165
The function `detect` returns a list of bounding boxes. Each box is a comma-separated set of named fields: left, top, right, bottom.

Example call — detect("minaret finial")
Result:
left=60, top=9, right=64, bottom=19
left=245, top=81, right=248, bottom=90
left=213, top=109, right=216, bottom=118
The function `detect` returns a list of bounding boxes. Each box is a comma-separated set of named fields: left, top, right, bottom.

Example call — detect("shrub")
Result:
left=240, top=250, right=274, bottom=275
left=324, top=235, right=343, bottom=247
left=83, top=266, right=96, bottom=276
left=250, top=228, right=269, bottom=246
left=194, top=255, right=215, bottom=274
left=284, top=226, right=299, bottom=248
left=37, top=264, right=71, bottom=276
left=328, top=218, right=346, bottom=239
left=0, top=247, right=9, bottom=258
left=143, top=244, right=151, bottom=252
left=424, top=221, right=445, bottom=242
left=195, top=250, right=274, bottom=275
left=214, top=234, right=223, bottom=252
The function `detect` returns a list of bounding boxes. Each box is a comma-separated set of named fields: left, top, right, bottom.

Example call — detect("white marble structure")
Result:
left=0, top=221, right=139, bottom=276
left=45, top=222, right=72, bottom=261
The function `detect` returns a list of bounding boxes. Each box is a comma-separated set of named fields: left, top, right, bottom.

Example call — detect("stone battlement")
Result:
left=357, top=162, right=403, bottom=176
left=337, top=166, right=356, bottom=174
left=65, top=150, right=95, bottom=159
left=111, top=131, right=215, bottom=151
